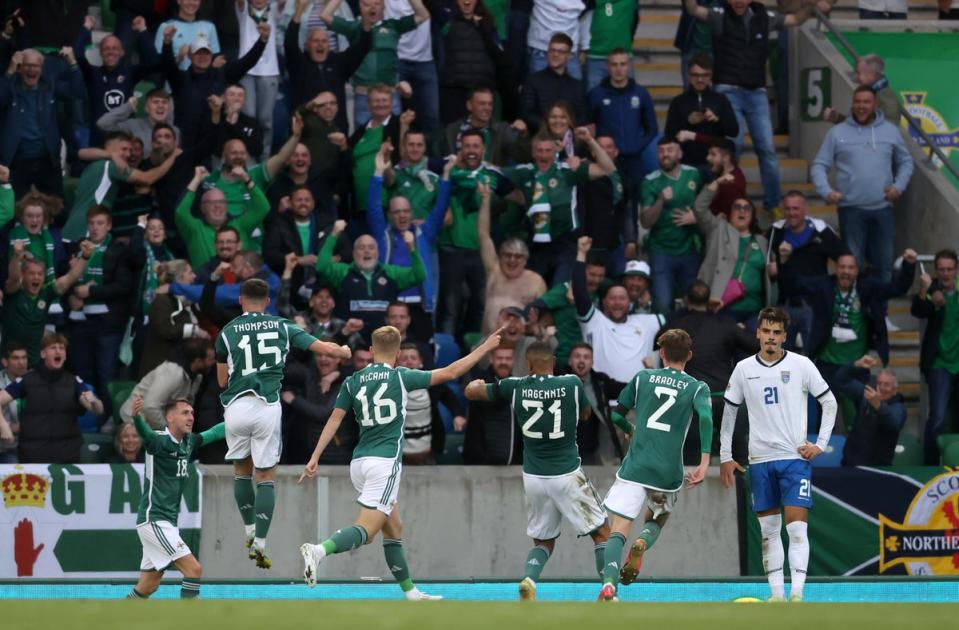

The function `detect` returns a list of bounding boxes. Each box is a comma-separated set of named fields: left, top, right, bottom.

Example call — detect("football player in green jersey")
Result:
left=465, top=341, right=610, bottom=601
left=598, top=329, right=713, bottom=601
left=127, top=395, right=225, bottom=600
left=216, top=279, right=351, bottom=569
left=298, top=324, right=503, bottom=599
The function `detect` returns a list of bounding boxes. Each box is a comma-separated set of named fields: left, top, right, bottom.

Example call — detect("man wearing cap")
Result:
left=161, top=21, right=269, bottom=150
left=476, top=306, right=557, bottom=377
left=622, top=260, right=655, bottom=315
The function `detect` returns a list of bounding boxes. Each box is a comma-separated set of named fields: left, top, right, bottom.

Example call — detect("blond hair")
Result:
left=371, top=325, right=402, bottom=357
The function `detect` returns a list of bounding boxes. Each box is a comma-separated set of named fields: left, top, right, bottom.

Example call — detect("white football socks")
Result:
left=786, top=521, right=809, bottom=600
left=759, top=514, right=785, bottom=599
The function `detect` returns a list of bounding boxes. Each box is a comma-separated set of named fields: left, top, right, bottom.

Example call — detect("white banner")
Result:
left=0, top=464, right=202, bottom=578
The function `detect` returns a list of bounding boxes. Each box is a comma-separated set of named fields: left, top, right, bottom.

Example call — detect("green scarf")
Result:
left=81, top=234, right=112, bottom=307
left=9, top=224, right=55, bottom=283
left=449, top=165, right=493, bottom=215
left=529, top=163, right=557, bottom=243
left=141, top=242, right=173, bottom=316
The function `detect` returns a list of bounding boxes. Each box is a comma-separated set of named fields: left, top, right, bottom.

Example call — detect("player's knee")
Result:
left=758, top=513, right=782, bottom=539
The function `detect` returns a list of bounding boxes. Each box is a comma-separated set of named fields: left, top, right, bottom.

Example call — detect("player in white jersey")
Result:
left=720, top=307, right=837, bottom=602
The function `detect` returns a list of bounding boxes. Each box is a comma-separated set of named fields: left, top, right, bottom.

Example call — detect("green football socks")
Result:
left=603, top=533, right=626, bottom=585
left=384, top=539, right=415, bottom=592
left=126, top=588, right=147, bottom=599
left=233, top=476, right=255, bottom=527
left=254, top=481, right=275, bottom=540
left=639, top=521, right=662, bottom=551
left=181, top=578, right=200, bottom=599
left=322, top=525, right=368, bottom=555
left=593, top=542, right=607, bottom=577
left=523, top=545, right=551, bottom=581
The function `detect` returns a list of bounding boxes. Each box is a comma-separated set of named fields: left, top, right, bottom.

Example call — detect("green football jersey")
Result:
left=389, top=165, right=440, bottom=222
left=215, top=312, right=318, bottom=406
left=489, top=374, right=586, bottom=477
left=641, top=165, right=703, bottom=256
left=616, top=368, right=712, bottom=491
left=335, top=363, right=433, bottom=459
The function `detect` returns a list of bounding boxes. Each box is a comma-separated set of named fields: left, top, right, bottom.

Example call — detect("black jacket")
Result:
left=13, top=366, right=85, bottom=464
left=562, top=368, right=625, bottom=460
left=212, top=111, right=263, bottom=159
left=579, top=173, right=633, bottom=251
left=767, top=217, right=849, bottom=302
left=664, top=86, right=739, bottom=166
left=662, top=309, right=759, bottom=392
left=85, top=238, right=135, bottom=331
left=284, top=19, right=372, bottom=132
left=519, top=67, right=587, bottom=133
left=843, top=390, right=906, bottom=466
left=162, top=38, right=266, bottom=149
left=779, top=260, right=916, bottom=365
left=283, top=360, right=356, bottom=465
left=911, top=280, right=955, bottom=375
left=712, top=1, right=772, bottom=89
left=463, top=368, right=523, bottom=465
left=263, top=211, right=336, bottom=311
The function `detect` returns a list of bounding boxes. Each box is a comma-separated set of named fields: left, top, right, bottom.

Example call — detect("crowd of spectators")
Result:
left=0, top=0, right=950, bottom=469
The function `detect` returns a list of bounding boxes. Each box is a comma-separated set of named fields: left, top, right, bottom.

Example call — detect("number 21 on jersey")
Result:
left=521, top=400, right=564, bottom=439
left=763, top=386, right=779, bottom=405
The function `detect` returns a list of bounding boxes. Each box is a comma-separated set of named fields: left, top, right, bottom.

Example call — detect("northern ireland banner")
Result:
left=0, top=464, right=201, bottom=578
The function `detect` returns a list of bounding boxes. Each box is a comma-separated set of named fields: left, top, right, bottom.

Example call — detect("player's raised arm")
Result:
left=429, top=327, right=505, bottom=386
left=309, top=338, right=352, bottom=361
left=130, top=396, right=160, bottom=448
left=299, top=408, right=347, bottom=483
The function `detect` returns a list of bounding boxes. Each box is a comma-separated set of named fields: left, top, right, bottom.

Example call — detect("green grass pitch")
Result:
left=5, top=601, right=958, bottom=630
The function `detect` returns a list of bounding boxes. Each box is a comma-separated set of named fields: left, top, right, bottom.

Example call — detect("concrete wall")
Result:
left=792, top=21, right=959, bottom=255
left=198, top=465, right=740, bottom=580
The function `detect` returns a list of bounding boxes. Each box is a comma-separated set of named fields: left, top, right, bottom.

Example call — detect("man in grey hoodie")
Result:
left=811, top=86, right=913, bottom=283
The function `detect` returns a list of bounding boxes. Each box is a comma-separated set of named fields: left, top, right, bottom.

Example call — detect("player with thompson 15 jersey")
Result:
left=215, top=278, right=351, bottom=569
left=298, top=325, right=504, bottom=600
left=465, top=341, right=610, bottom=602
left=598, top=329, right=713, bottom=602
left=720, top=307, right=837, bottom=602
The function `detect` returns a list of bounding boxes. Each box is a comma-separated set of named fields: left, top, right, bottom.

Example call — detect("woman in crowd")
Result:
left=108, top=422, right=144, bottom=463
left=139, top=259, right=208, bottom=377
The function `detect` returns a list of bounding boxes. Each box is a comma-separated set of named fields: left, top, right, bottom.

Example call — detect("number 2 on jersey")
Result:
left=521, top=400, right=564, bottom=439
left=646, top=386, right=677, bottom=432
left=356, top=383, right=398, bottom=427
left=764, top=386, right=779, bottom=405
left=236, top=332, right=282, bottom=376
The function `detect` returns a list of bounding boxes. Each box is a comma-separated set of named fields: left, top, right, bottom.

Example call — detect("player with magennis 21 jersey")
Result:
left=215, top=278, right=351, bottom=570
left=598, top=329, right=712, bottom=602
left=720, top=307, right=837, bottom=603
left=465, top=341, right=610, bottom=602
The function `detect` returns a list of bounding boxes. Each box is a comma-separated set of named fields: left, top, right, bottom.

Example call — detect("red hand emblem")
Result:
left=14, top=518, right=44, bottom=577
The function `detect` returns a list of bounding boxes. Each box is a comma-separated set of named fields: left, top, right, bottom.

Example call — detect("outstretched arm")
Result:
left=198, top=422, right=226, bottom=446
left=299, top=408, right=347, bottom=481
left=429, top=327, right=504, bottom=385
left=476, top=182, right=497, bottom=274
left=309, top=339, right=352, bottom=360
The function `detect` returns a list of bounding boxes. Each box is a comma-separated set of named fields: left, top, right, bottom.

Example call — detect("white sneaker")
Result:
left=300, top=543, right=324, bottom=587
left=405, top=587, right=442, bottom=601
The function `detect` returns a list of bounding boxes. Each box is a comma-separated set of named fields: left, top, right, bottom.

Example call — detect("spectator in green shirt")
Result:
left=321, top=0, right=430, bottom=126
left=639, top=137, right=704, bottom=313
left=175, top=166, right=271, bottom=268
left=383, top=128, right=439, bottom=221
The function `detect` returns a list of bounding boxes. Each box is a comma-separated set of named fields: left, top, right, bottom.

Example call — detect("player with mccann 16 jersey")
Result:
left=465, top=341, right=610, bottom=602
left=598, top=329, right=712, bottom=601
left=720, top=307, right=837, bottom=603
left=215, top=278, right=351, bottom=570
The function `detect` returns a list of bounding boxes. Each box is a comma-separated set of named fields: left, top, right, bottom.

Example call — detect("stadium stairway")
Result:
left=633, top=0, right=928, bottom=443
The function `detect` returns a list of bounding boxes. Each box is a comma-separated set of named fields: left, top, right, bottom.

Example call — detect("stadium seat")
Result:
left=436, top=432, right=464, bottom=465
left=943, top=442, right=959, bottom=467
left=433, top=333, right=461, bottom=368
left=837, top=395, right=857, bottom=434
left=107, top=380, right=137, bottom=419
left=99, top=0, right=116, bottom=30
left=463, top=332, right=482, bottom=352
left=80, top=433, right=114, bottom=463
left=937, top=433, right=959, bottom=461
left=808, top=433, right=844, bottom=467
left=892, top=434, right=923, bottom=466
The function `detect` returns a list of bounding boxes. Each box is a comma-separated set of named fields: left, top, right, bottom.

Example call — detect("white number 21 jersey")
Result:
left=724, top=351, right=831, bottom=463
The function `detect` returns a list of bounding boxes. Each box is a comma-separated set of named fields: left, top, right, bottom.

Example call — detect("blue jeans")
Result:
left=397, top=59, right=440, bottom=134
left=649, top=251, right=701, bottom=314
left=240, top=74, right=280, bottom=160
left=859, top=9, right=907, bottom=19
left=774, top=29, right=789, bottom=131
left=69, top=317, right=123, bottom=421
left=715, top=84, right=781, bottom=210
left=352, top=91, right=403, bottom=130
left=837, top=205, right=894, bottom=283
left=924, top=368, right=959, bottom=464
left=528, top=48, right=582, bottom=80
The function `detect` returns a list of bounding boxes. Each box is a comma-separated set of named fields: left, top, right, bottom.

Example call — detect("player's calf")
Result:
left=175, top=554, right=202, bottom=599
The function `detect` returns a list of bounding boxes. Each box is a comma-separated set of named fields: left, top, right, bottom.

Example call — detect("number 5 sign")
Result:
left=801, top=67, right=832, bottom=121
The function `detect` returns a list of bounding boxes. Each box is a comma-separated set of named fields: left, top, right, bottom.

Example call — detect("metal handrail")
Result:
left=812, top=8, right=959, bottom=181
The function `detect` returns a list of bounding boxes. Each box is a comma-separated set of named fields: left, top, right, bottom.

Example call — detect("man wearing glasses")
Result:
left=519, top=33, right=588, bottom=133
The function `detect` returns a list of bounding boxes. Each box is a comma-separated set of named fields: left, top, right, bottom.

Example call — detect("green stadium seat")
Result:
left=107, top=380, right=137, bottom=419
left=943, top=442, right=959, bottom=467
left=892, top=433, right=923, bottom=466
left=100, top=0, right=117, bottom=30
left=837, top=394, right=857, bottom=434
left=436, top=432, right=464, bottom=465
left=937, top=433, right=959, bottom=460
left=462, top=332, right=482, bottom=352
left=81, top=433, right=115, bottom=463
